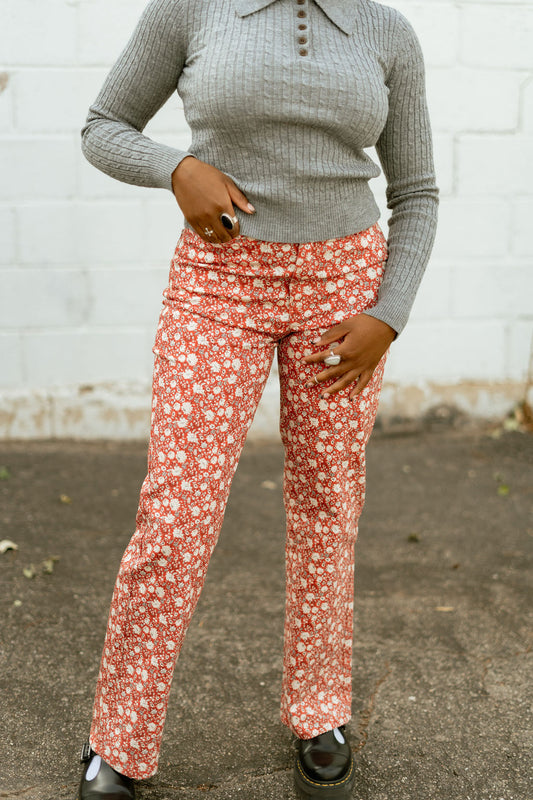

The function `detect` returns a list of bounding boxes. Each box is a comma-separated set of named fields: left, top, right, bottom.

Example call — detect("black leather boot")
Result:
left=76, top=740, right=136, bottom=800
left=294, top=725, right=355, bottom=799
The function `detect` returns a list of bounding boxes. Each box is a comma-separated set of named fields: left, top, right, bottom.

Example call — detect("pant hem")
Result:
left=88, top=735, right=158, bottom=781
left=280, top=713, right=352, bottom=741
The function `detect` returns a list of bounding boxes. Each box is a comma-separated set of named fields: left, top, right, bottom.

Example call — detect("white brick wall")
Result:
left=1, top=0, right=532, bottom=438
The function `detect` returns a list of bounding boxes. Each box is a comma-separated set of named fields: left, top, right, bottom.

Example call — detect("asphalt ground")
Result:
left=0, top=426, right=531, bottom=800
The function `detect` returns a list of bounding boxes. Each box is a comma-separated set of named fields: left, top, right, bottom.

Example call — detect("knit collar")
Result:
left=233, top=0, right=358, bottom=35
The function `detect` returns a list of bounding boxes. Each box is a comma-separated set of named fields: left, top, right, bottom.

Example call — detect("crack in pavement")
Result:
left=0, top=788, right=63, bottom=799
left=155, top=764, right=293, bottom=793
left=354, top=660, right=391, bottom=753
left=476, top=643, right=532, bottom=695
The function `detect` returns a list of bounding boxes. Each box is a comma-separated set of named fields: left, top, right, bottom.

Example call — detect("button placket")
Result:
left=295, top=0, right=308, bottom=56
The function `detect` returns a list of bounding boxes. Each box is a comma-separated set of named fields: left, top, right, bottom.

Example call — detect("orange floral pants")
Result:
left=89, top=223, right=390, bottom=779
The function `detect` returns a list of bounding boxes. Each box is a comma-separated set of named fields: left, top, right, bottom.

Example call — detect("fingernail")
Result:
left=246, top=203, right=255, bottom=213
left=312, top=336, right=321, bottom=344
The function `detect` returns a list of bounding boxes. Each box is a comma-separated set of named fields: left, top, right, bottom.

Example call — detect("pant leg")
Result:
left=277, top=223, right=389, bottom=739
left=89, top=233, right=277, bottom=780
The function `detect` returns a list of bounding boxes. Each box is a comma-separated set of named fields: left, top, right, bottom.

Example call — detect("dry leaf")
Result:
left=435, top=606, right=454, bottom=612
left=42, top=556, right=60, bottom=574
left=23, top=564, right=36, bottom=579
left=0, top=539, right=18, bottom=554
left=261, top=480, right=277, bottom=490
left=503, top=417, right=519, bottom=432
left=59, top=494, right=72, bottom=504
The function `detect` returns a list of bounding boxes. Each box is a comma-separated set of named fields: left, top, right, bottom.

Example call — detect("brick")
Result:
left=32, top=197, right=169, bottom=272
left=506, top=320, right=533, bottom=382
left=457, top=136, right=533, bottom=196
left=50, top=383, right=151, bottom=439
left=459, top=5, right=533, bottom=70
left=427, top=68, right=521, bottom=133
left=0, top=138, right=77, bottom=200
left=0, top=207, right=16, bottom=265
left=407, top=264, right=451, bottom=322
left=0, top=390, right=54, bottom=438
left=0, top=0, right=77, bottom=65
left=0, top=269, right=88, bottom=328
left=450, top=263, right=532, bottom=319
left=0, top=70, right=14, bottom=133
left=143, top=201, right=186, bottom=263
left=86, top=268, right=168, bottom=327
left=0, top=334, right=24, bottom=388
left=78, top=0, right=147, bottom=65
left=14, top=69, right=107, bottom=134
left=385, top=320, right=506, bottom=382
left=433, top=134, right=453, bottom=196
left=458, top=0, right=533, bottom=3
left=522, top=77, right=533, bottom=133
left=383, top=1, right=459, bottom=67
left=511, top=199, right=533, bottom=256
left=75, top=202, right=145, bottom=266
left=16, top=203, right=78, bottom=266
left=431, top=198, right=510, bottom=260
left=22, top=330, right=152, bottom=388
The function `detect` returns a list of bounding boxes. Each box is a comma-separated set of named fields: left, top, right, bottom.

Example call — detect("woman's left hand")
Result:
left=303, top=313, right=397, bottom=400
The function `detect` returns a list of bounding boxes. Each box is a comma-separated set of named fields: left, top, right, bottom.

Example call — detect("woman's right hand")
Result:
left=171, top=156, right=255, bottom=244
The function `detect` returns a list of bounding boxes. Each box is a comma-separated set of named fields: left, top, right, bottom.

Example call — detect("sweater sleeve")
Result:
left=80, top=0, right=194, bottom=192
left=364, top=14, right=439, bottom=336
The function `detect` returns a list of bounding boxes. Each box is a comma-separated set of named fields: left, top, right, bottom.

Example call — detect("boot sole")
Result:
left=294, top=753, right=356, bottom=799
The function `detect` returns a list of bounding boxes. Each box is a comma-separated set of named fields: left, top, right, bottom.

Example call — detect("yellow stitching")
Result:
left=295, top=755, right=354, bottom=788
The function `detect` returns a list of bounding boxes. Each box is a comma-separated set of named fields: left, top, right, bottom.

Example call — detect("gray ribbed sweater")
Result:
left=80, top=0, right=439, bottom=334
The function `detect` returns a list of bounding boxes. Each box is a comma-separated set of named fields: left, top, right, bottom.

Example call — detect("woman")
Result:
left=76, top=0, right=438, bottom=797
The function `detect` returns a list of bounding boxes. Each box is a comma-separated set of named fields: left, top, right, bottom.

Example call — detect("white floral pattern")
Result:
left=89, top=224, right=389, bottom=779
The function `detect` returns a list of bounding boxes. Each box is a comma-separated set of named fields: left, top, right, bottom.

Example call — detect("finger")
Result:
left=202, top=215, right=233, bottom=244
left=304, top=361, right=349, bottom=386
left=312, top=323, right=348, bottom=347
left=192, top=221, right=220, bottom=244
left=226, top=181, right=256, bottom=214
left=219, top=206, right=241, bottom=239
left=303, top=340, right=343, bottom=364
left=348, top=371, right=373, bottom=401
left=320, top=369, right=362, bottom=397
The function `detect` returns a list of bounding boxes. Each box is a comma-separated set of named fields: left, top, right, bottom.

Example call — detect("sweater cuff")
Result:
left=363, top=296, right=412, bottom=339
left=149, top=146, right=196, bottom=192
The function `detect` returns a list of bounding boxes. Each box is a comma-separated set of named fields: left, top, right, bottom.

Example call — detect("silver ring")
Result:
left=324, top=350, right=341, bottom=367
left=203, top=226, right=215, bottom=237
left=314, top=376, right=320, bottom=385
left=220, top=212, right=238, bottom=232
